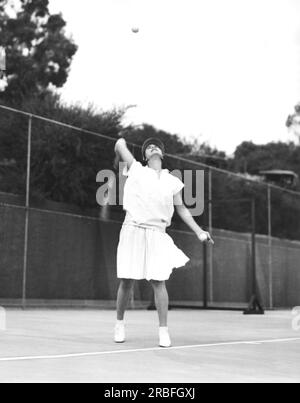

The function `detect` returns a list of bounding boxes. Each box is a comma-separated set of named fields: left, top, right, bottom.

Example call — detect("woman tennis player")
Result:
left=114, top=137, right=213, bottom=348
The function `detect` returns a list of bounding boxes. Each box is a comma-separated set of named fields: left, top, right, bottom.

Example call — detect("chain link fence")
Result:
left=0, top=104, right=300, bottom=309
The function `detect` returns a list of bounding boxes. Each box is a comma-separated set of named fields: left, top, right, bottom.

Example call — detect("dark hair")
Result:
left=141, top=138, right=165, bottom=161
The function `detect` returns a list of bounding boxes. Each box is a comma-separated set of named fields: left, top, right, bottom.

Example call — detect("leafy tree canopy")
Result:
left=234, top=141, right=300, bottom=180
left=0, top=0, right=77, bottom=104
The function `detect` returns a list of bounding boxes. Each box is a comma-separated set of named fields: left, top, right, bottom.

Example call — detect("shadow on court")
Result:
left=0, top=309, right=299, bottom=383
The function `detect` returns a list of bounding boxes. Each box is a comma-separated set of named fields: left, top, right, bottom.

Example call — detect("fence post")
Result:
left=22, top=115, right=32, bottom=309
left=268, top=185, right=273, bottom=309
left=208, top=168, right=213, bottom=303
left=252, top=198, right=257, bottom=296
left=203, top=242, right=208, bottom=309
left=244, top=198, right=264, bottom=315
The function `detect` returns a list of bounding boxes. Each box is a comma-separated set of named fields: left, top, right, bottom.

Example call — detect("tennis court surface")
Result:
left=0, top=309, right=299, bottom=383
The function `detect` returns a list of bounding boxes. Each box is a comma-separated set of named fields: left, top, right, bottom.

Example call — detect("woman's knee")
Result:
left=120, top=279, right=135, bottom=290
left=150, top=280, right=166, bottom=290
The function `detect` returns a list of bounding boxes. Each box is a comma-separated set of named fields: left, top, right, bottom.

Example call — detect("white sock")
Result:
left=159, top=327, right=169, bottom=332
left=116, top=320, right=125, bottom=326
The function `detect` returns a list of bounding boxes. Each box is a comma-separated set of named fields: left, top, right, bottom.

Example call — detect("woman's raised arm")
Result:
left=114, top=138, right=135, bottom=170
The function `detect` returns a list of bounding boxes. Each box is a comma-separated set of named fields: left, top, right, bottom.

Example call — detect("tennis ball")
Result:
left=199, top=233, right=208, bottom=242
left=132, top=27, right=139, bottom=34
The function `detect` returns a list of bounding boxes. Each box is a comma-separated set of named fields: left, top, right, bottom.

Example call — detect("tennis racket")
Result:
left=0, top=47, right=6, bottom=79
left=99, top=125, right=141, bottom=221
left=99, top=129, right=127, bottom=221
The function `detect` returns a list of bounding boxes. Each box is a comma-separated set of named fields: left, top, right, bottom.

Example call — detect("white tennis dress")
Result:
left=117, top=160, right=190, bottom=281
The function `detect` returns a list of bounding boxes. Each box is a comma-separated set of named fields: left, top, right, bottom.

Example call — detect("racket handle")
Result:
left=113, top=154, right=121, bottom=171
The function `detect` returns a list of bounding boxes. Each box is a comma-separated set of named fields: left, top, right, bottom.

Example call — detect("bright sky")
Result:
left=50, top=0, right=300, bottom=154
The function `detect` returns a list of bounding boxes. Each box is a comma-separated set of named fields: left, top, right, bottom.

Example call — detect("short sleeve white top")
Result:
left=122, top=160, right=184, bottom=229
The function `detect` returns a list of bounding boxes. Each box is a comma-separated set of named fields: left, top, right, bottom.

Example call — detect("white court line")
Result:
left=0, top=337, right=300, bottom=363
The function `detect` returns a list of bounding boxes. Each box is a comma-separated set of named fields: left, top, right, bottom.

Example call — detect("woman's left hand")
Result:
left=197, top=231, right=214, bottom=245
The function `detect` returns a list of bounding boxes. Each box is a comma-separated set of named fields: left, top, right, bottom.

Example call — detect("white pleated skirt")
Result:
left=117, top=224, right=190, bottom=281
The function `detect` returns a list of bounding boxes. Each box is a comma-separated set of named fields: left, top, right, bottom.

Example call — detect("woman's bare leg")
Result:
left=150, top=281, right=169, bottom=327
left=116, top=279, right=135, bottom=321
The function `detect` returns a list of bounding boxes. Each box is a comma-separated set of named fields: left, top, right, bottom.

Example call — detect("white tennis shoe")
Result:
left=114, top=322, right=126, bottom=343
left=159, top=327, right=172, bottom=348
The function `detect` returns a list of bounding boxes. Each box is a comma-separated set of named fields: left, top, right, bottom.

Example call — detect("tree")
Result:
left=0, top=94, right=125, bottom=207
left=286, top=103, right=300, bottom=144
left=184, top=139, right=229, bottom=170
left=0, top=0, right=77, bottom=104
left=233, top=141, right=300, bottom=181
